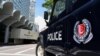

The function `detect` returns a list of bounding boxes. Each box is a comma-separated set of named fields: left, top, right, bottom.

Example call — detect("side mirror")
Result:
left=44, top=11, right=48, bottom=20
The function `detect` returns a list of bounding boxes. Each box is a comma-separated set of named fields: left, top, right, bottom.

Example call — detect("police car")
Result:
left=36, top=0, right=100, bottom=56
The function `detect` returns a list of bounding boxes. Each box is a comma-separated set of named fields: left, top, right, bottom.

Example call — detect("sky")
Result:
left=35, top=0, right=47, bottom=32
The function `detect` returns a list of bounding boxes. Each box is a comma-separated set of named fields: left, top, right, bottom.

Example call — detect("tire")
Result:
left=36, top=43, right=44, bottom=56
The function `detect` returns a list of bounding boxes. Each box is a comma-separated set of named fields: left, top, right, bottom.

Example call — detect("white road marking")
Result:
left=0, top=44, right=37, bottom=56
left=0, top=46, right=27, bottom=52
left=0, top=45, right=25, bottom=51
left=15, top=47, right=34, bottom=54
left=0, top=46, right=11, bottom=49
left=0, top=53, right=34, bottom=56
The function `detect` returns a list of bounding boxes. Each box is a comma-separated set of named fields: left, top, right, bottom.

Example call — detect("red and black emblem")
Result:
left=73, top=19, right=93, bottom=44
left=78, top=23, right=86, bottom=37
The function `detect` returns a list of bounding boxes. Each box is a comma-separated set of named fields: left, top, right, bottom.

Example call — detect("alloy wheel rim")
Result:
left=37, top=46, right=44, bottom=56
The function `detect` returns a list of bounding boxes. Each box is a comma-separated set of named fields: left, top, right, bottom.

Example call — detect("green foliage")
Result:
left=42, top=0, right=53, bottom=10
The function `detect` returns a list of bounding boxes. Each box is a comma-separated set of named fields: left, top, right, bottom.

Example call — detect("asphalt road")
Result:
left=0, top=44, right=37, bottom=56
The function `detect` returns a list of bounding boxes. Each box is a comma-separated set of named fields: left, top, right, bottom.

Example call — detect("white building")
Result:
left=29, top=0, right=35, bottom=22
left=0, top=0, right=39, bottom=44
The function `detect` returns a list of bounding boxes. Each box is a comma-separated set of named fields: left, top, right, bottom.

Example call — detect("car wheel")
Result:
left=36, top=43, right=44, bottom=56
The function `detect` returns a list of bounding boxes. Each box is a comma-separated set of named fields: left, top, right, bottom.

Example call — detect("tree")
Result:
left=42, top=0, right=53, bottom=10
left=42, top=0, right=53, bottom=26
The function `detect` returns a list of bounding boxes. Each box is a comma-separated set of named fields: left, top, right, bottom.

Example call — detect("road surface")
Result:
left=0, top=44, right=37, bottom=56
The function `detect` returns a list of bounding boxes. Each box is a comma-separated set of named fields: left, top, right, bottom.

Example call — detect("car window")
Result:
left=53, top=0, right=65, bottom=17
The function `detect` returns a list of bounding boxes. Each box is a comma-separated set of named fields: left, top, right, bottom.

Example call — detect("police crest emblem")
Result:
left=73, top=19, right=93, bottom=44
